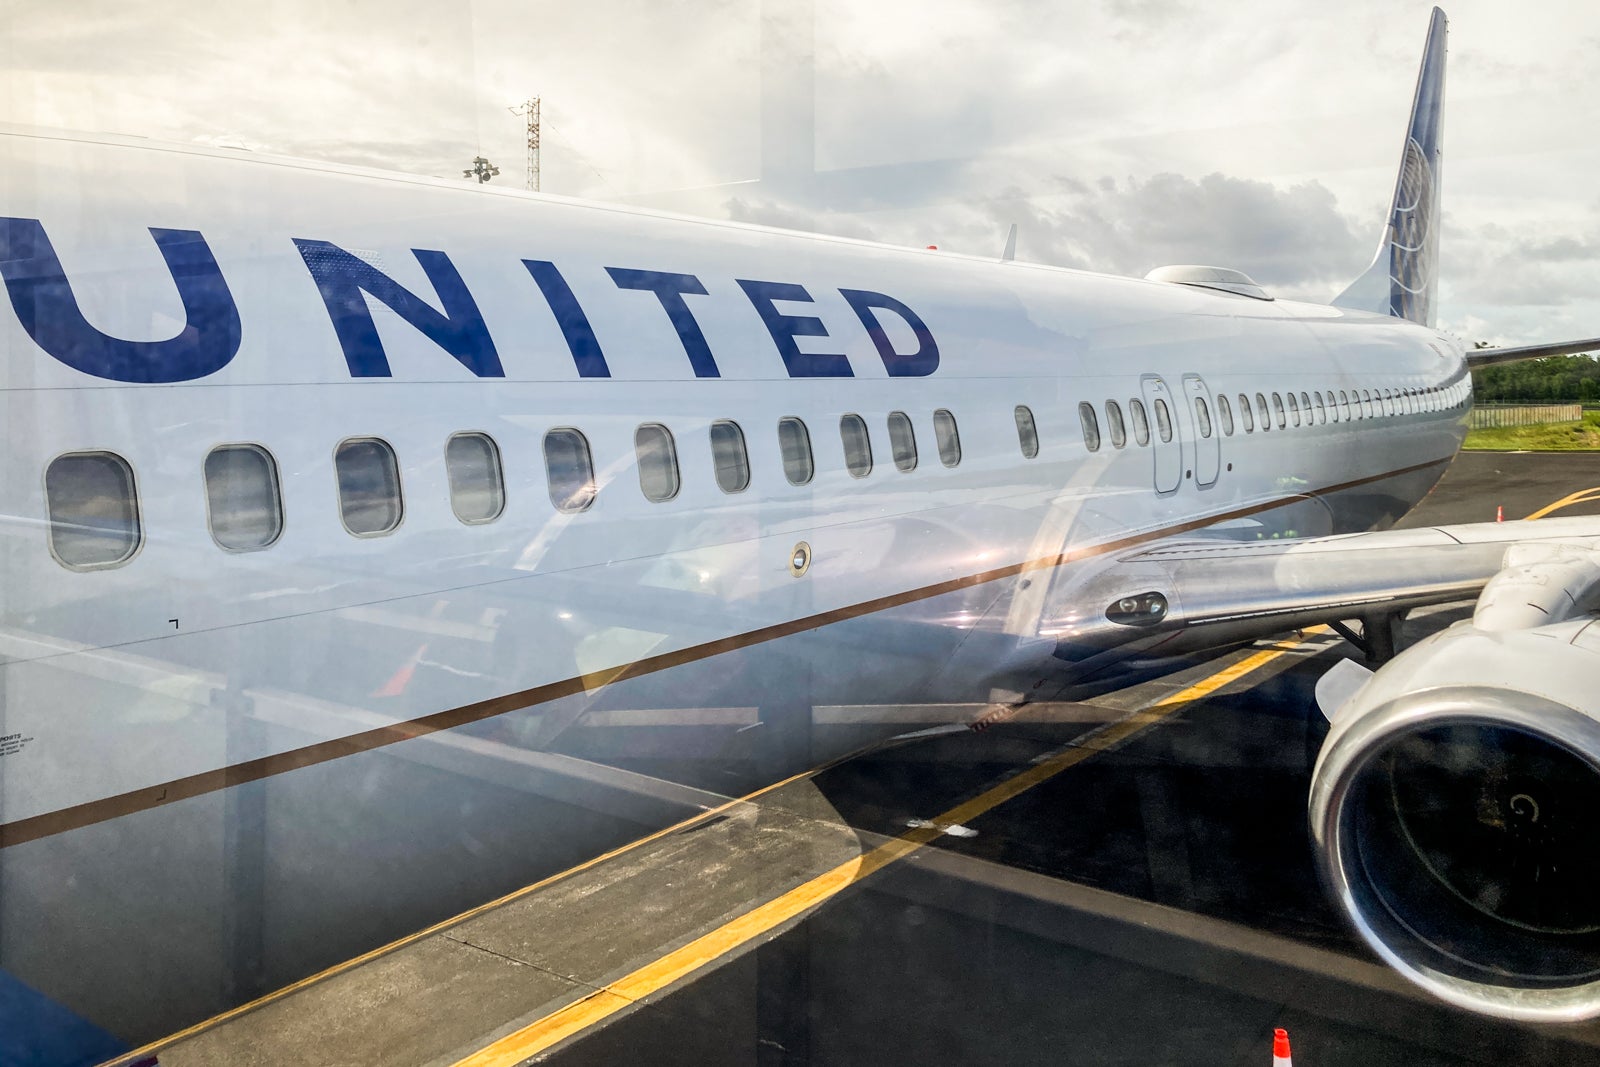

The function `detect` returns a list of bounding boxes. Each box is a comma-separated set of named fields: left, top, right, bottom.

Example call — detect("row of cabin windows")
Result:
left=42, top=381, right=1465, bottom=571
left=1078, top=380, right=1470, bottom=452
left=42, top=405, right=1046, bottom=570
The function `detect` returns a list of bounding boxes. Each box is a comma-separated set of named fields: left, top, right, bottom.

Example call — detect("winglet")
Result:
left=1001, top=223, right=1018, bottom=263
left=1333, top=7, right=1448, bottom=327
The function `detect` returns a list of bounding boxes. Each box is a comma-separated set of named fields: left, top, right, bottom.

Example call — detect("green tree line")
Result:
left=1471, top=352, right=1600, bottom=403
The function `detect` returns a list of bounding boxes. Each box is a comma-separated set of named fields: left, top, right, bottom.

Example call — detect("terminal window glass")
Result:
left=1014, top=406, right=1040, bottom=458
left=335, top=437, right=403, bottom=536
left=888, top=411, right=918, bottom=471
left=1129, top=399, right=1151, bottom=445
left=840, top=414, right=874, bottom=478
left=1287, top=392, right=1300, bottom=426
left=710, top=420, right=750, bottom=494
left=1217, top=393, right=1235, bottom=435
left=1237, top=394, right=1254, bottom=433
left=544, top=428, right=597, bottom=512
left=46, top=451, right=141, bottom=568
left=1079, top=401, right=1101, bottom=452
left=205, top=444, right=284, bottom=549
left=933, top=409, right=962, bottom=467
left=635, top=423, right=680, bottom=502
left=445, top=433, right=504, bottom=524
left=1105, top=401, right=1127, bottom=448
left=778, top=416, right=814, bottom=485
left=1154, top=398, right=1173, bottom=442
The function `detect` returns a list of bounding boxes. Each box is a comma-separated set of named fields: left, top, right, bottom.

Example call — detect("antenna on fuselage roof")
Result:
left=1000, top=223, right=1018, bottom=263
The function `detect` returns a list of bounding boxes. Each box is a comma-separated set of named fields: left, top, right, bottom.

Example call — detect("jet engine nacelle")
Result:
left=1309, top=544, right=1600, bottom=1022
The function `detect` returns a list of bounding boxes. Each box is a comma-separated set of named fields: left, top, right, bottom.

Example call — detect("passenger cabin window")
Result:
left=888, top=411, right=918, bottom=471
left=1129, top=399, right=1151, bottom=446
left=933, top=409, right=962, bottom=467
left=1300, top=392, right=1312, bottom=421
left=1340, top=390, right=1351, bottom=419
left=1105, top=401, right=1127, bottom=449
left=1194, top=395, right=1213, bottom=438
left=46, top=451, right=141, bottom=569
left=444, top=433, right=504, bottom=524
left=1271, top=392, right=1286, bottom=429
left=205, top=443, right=284, bottom=549
left=1237, top=394, right=1254, bottom=433
left=840, top=414, right=874, bottom=478
left=335, top=437, right=403, bottom=536
left=544, top=428, right=597, bottom=512
left=1254, top=392, right=1270, bottom=430
left=635, top=423, right=680, bottom=502
left=1362, top=389, right=1374, bottom=418
left=1217, top=394, right=1234, bottom=436
left=1154, top=398, right=1174, bottom=442
left=1286, top=392, right=1300, bottom=426
left=778, top=416, right=815, bottom=485
left=1079, top=402, right=1102, bottom=452
left=1314, top=392, right=1327, bottom=423
left=1014, top=405, right=1040, bottom=459
left=710, top=420, right=750, bottom=494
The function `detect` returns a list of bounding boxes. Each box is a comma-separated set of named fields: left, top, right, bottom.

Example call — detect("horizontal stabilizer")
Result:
left=1466, top=337, right=1600, bottom=368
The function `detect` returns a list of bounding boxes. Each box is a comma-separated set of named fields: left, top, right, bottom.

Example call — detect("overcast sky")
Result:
left=2, top=0, right=1597, bottom=346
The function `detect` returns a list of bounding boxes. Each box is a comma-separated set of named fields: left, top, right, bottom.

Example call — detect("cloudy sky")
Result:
left=2, top=0, right=1597, bottom=346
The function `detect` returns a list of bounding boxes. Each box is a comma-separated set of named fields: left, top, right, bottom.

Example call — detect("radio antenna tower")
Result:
left=509, top=97, right=541, bottom=191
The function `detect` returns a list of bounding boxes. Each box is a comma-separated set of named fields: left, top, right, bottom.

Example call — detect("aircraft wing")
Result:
left=1039, top=515, right=1600, bottom=669
left=1466, top=337, right=1600, bottom=367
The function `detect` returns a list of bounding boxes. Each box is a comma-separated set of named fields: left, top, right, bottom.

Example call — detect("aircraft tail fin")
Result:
left=1333, top=7, right=1448, bottom=327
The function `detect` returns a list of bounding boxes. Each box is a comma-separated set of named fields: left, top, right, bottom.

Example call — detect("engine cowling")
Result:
left=1311, top=556, right=1600, bottom=1022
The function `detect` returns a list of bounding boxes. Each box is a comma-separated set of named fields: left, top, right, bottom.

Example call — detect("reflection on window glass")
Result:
left=1078, top=402, right=1101, bottom=452
left=710, top=420, right=750, bottom=494
left=778, top=416, right=814, bottom=485
left=1129, top=399, right=1151, bottom=445
left=543, top=428, right=596, bottom=512
left=635, top=423, right=680, bottom=502
left=46, top=451, right=141, bottom=568
left=888, top=411, right=918, bottom=471
left=445, top=433, right=504, bottom=524
left=840, top=414, right=873, bottom=478
left=205, top=443, right=283, bottom=549
left=1154, top=398, right=1173, bottom=442
left=1105, top=401, right=1126, bottom=448
left=335, top=437, right=403, bottom=536
left=1014, top=405, right=1040, bottom=458
left=933, top=408, right=961, bottom=467
left=1237, top=393, right=1254, bottom=432
left=1217, top=393, right=1235, bottom=435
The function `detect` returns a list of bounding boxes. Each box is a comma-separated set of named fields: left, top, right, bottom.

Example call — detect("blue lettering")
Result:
left=839, top=289, right=939, bottom=377
left=524, top=260, right=609, bottom=378
left=735, top=279, right=851, bottom=378
left=294, top=240, right=502, bottom=378
left=0, top=218, right=242, bottom=383
left=606, top=268, right=718, bottom=378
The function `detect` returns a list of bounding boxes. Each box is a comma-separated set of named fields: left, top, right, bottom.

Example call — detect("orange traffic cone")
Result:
left=1496, top=505, right=1504, bottom=522
left=1273, top=1028, right=1293, bottom=1067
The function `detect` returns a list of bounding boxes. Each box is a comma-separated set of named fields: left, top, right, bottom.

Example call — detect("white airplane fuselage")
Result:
left=0, top=127, right=1469, bottom=1042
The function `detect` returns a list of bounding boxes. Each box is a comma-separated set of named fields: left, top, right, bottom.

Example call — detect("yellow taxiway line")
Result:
left=1524, top=486, right=1600, bottom=521
left=452, top=640, right=1309, bottom=1067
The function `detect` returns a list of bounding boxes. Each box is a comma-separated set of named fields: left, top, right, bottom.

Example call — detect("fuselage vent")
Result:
left=1145, top=264, right=1273, bottom=301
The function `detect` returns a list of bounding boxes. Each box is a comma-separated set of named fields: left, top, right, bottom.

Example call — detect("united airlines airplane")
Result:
left=4, top=8, right=1600, bottom=1061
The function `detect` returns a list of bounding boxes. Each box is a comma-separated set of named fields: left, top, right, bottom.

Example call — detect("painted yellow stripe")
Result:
left=98, top=758, right=848, bottom=1067
left=452, top=642, right=1300, bottom=1067
left=1524, top=486, right=1600, bottom=521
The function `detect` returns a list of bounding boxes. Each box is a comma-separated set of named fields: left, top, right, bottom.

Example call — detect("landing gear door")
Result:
left=1140, top=375, right=1182, bottom=494
left=1183, top=375, right=1220, bottom=489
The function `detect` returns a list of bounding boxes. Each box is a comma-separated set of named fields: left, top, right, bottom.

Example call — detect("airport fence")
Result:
left=1468, top=403, right=1583, bottom=429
